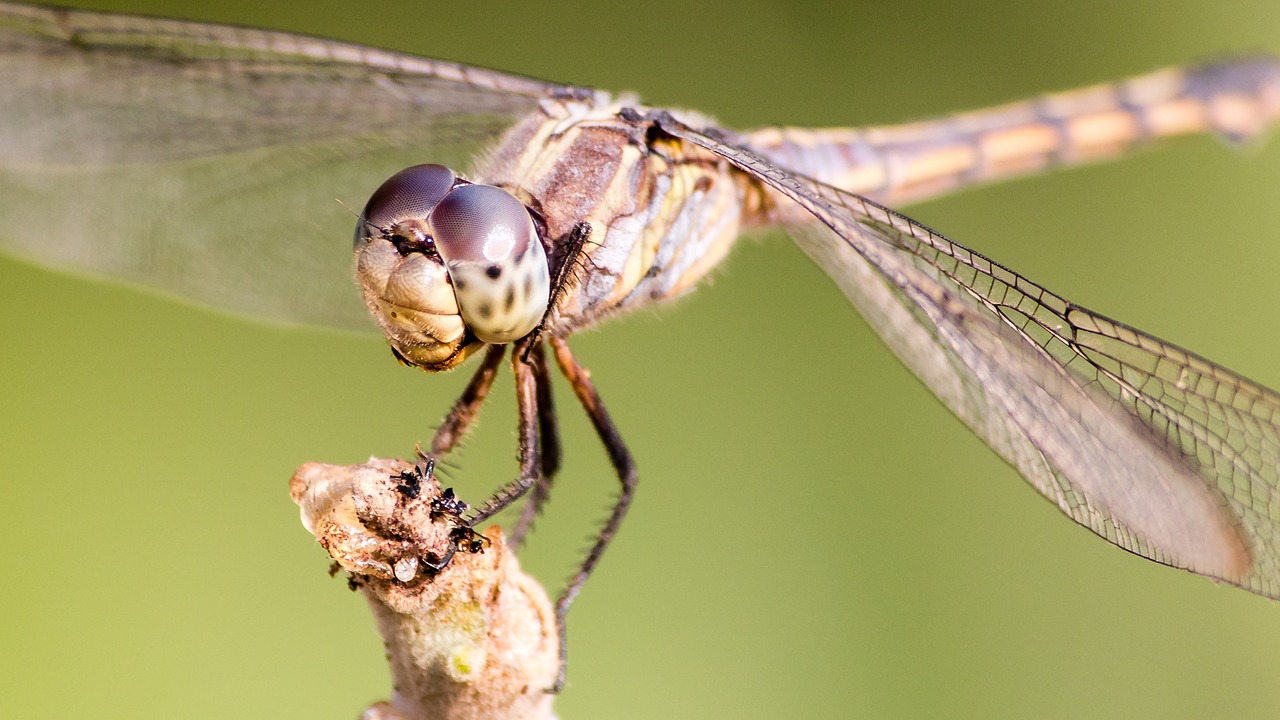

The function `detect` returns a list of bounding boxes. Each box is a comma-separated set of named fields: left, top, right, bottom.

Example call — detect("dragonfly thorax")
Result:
left=353, top=163, right=552, bottom=371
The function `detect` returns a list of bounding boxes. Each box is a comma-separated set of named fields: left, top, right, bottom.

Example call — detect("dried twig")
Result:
left=290, top=457, right=558, bottom=720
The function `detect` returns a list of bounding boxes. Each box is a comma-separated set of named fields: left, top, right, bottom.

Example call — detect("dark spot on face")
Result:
left=514, top=248, right=526, bottom=264
left=486, top=265, right=502, bottom=279
left=453, top=276, right=464, bottom=290
left=504, top=285, right=515, bottom=312
left=477, top=303, right=492, bottom=319
left=390, top=311, right=398, bottom=318
left=523, top=275, right=533, bottom=301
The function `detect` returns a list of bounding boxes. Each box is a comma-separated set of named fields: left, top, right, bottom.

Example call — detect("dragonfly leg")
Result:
left=522, top=220, right=593, bottom=363
left=428, top=343, right=507, bottom=457
left=546, top=335, right=638, bottom=693
left=511, top=341, right=562, bottom=547
left=509, top=221, right=588, bottom=544
left=467, top=336, right=544, bottom=526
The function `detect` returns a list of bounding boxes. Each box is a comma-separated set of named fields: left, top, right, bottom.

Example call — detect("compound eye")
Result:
left=428, top=184, right=551, bottom=344
left=355, top=164, right=457, bottom=247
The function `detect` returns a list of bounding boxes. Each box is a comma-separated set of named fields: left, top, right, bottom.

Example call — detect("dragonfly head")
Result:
left=353, top=164, right=551, bottom=371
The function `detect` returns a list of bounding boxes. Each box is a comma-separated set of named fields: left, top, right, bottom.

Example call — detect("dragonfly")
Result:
left=3, top=1, right=1280, bottom=691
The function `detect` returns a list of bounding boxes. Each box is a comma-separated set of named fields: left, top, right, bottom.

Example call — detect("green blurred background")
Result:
left=4, top=0, right=1280, bottom=717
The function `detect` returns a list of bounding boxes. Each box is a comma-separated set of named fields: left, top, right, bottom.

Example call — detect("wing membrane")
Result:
left=657, top=113, right=1280, bottom=597
left=0, top=2, right=568, bottom=330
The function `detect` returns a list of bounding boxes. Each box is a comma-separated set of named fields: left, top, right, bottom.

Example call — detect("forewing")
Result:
left=657, top=113, right=1280, bottom=598
left=0, top=2, right=568, bottom=331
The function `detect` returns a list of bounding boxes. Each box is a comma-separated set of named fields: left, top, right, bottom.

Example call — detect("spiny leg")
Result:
left=511, top=340, right=562, bottom=547
left=471, top=220, right=587, bottom=538
left=508, top=220, right=589, bottom=543
left=547, top=335, right=638, bottom=693
left=467, top=336, right=544, bottom=526
left=429, top=343, right=506, bottom=457
left=522, top=221, right=592, bottom=361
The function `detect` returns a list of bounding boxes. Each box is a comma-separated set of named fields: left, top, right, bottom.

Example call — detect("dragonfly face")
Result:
left=354, top=163, right=551, bottom=370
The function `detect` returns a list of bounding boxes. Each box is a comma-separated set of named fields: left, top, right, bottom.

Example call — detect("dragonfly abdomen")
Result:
left=748, top=55, right=1280, bottom=207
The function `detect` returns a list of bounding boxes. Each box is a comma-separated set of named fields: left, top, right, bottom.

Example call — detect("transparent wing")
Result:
left=656, top=113, right=1280, bottom=598
left=0, top=2, right=571, bottom=331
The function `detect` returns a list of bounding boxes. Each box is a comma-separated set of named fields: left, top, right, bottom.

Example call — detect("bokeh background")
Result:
left=4, top=1, right=1280, bottom=718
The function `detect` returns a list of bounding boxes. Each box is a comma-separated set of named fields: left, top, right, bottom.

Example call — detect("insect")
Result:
left=2, top=0, right=1279, bottom=698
